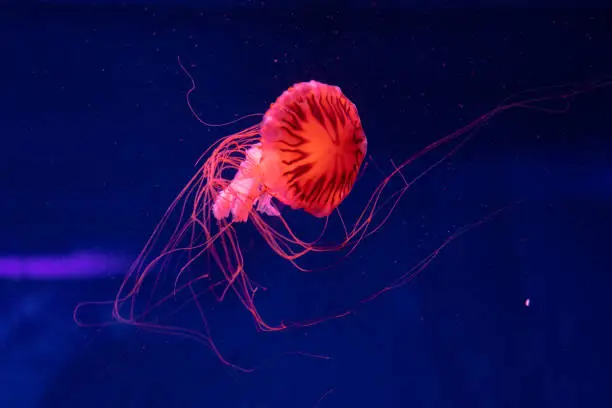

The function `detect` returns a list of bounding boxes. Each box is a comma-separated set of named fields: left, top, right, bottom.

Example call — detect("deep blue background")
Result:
left=2, top=3, right=612, bottom=408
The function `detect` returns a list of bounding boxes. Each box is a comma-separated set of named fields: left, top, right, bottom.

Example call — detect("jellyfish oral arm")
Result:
left=255, top=191, right=280, bottom=216
left=212, top=144, right=280, bottom=222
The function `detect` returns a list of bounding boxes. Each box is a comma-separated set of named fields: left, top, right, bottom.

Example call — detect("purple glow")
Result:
left=0, top=251, right=129, bottom=279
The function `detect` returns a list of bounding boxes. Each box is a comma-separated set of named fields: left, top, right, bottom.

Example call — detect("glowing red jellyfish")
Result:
left=74, top=59, right=611, bottom=370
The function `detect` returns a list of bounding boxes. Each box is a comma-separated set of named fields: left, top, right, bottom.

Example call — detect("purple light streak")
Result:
left=0, top=251, right=130, bottom=279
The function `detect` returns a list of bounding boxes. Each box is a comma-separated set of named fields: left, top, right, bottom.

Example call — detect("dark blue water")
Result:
left=2, top=3, right=612, bottom=408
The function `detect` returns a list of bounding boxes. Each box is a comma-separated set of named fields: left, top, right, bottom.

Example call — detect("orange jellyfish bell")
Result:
left=261, top=81, right=368, bottom=217
left=213, top=80, right=368, bottom=222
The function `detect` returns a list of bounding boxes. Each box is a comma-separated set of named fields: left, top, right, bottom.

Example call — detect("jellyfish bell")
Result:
left=260, top=81, right=368, bottom=217
left=212, top=80, right=367, bottom=223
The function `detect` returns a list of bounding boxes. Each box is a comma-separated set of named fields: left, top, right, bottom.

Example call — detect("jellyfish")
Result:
left=74, top=62, right=611, bottom=370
